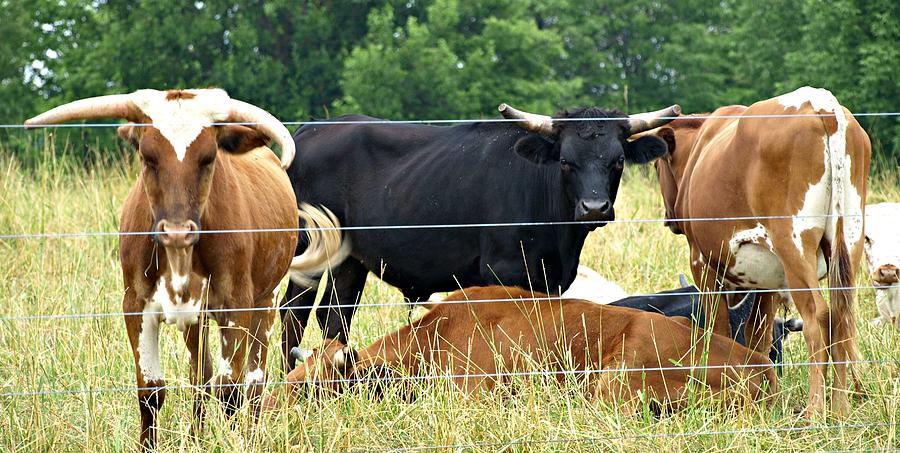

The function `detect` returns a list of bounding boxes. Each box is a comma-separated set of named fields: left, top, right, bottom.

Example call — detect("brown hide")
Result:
left=26, top=88, right=305, bottom=450
left=651, top=88, right=871, bottom=417
left=281, top=286, right=776, bottom=410
left=120, top=145, right=297, bottom=313
left=120, top=139, right=298, bottom=447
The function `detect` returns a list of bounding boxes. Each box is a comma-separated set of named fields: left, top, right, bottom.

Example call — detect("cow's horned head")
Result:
left=501, top=103, right=677, bottom=226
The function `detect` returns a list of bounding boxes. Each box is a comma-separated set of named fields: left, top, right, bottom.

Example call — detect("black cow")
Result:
left=610, top=275, right=803, bottom=373
left=279, top=103, right=679, bottom=372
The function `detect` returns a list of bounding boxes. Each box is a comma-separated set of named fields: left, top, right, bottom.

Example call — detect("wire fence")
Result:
left=3, top=110, right=899, bottom=448
left=0, top=284, right=892, bottom=323
left=353, top=423, right=900, bottom=453
left=2, top=212, right=899, bottom=241
left=5, top=110, right=900, bottom=129
left=1, top=358, right=897, bottom=398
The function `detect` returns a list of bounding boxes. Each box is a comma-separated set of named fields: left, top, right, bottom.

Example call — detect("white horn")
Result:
left=227, top=99, right=295, bottom=169
left=498, top=103, right=555, bottom=136
left=627, top=104, right=681, bottom=135
left=25, top=94, right=136, bottom=128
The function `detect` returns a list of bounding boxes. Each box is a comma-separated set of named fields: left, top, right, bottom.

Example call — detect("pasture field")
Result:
left=1, top=146, right=899, bottom=452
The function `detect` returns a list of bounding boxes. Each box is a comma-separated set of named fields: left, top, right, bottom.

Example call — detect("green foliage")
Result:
left=1, top=0, right=898, bottom=162
left=336, top=0, right=582, bottom=118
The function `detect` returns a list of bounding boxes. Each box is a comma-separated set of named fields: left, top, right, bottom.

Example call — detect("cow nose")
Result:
left=157, top=220, right=199, bottom=248
left=576, top=199, right=614, bottom=222
left=876, top=265, right=899, bottom=284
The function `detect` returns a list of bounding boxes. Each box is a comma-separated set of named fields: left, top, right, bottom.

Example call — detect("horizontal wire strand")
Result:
left=358, top=422, right=900, bottom=453
left=4, top=111, right=900, bottom=129
left=2, top=212, right=898, bottom=240
left=1, top=358, right=896, bottom=398
left=0, top=284, right=890, bottom=322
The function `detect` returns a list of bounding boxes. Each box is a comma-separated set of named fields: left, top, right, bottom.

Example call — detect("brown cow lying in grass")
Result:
left=273, top=286, right=777, bottom=411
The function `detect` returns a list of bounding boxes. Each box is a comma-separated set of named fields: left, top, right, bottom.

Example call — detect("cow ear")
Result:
left=624, top=135, right=668, bottom=164
left=656, top=127, right=676, bottom=155
left=513, top=135, right=559, bottom=164
left=332, top=346, right=358, bottom=373
left=117, top=124, right=141, bottom=148
left=216, top=125, right=269, bottom=154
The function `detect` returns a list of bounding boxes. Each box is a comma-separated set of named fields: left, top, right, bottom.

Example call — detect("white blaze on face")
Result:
left=138, top=301, right=164, bottom=383
left=865, top=203, right=900, bottom=278
left=130, top=89, right=231, bottom=162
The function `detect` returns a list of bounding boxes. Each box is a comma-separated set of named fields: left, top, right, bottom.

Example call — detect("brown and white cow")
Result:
left=864, top=202, right=900, bottom=327
left=25, top=88, right=345, bottom=449
left=278, top=286, right=777, bottom=411
left=647, top=87, right=871, bottom=417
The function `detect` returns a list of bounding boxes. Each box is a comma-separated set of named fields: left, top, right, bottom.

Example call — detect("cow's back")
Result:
left=288, top=118, right=583, bottom=295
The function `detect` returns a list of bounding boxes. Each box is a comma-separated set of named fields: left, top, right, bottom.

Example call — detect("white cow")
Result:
left=426, top=265, right=628, bottom=308
left=561, top=265, right=629, bottom=304
left=864, top=202, right=900, bottom=327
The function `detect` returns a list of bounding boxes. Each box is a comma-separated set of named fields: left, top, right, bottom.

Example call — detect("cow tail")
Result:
left=825, top=100, right=858, bottom=368
left=289, top=203, right=352, bottom=287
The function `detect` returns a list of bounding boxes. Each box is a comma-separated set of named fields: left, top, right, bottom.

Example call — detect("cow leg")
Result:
left=124, top=292, right=166, bottom=451
left=317, top=258, right=368, bottom=344
left=772, top=255, right=829, bottom=416
left=216, top=310, right=250, bottom=417
left=182, top=317, right=212, bottom=438
left=280, top=280, right=318, bottom=374
left=245, top=293, right=277, bottom=418
left=744, top=292, right=778, bottom=358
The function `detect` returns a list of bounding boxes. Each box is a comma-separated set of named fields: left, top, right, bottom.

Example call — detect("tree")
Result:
left=336, top=0, right=582, bottom=120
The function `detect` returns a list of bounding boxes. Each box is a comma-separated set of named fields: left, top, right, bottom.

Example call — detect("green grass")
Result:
left=1, top=148, right=899, bottom=452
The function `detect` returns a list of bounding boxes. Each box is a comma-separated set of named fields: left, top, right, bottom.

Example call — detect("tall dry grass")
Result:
left=1, top=144, right=898, bottom=451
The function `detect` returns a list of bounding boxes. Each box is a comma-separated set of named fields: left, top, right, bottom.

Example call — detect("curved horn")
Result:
left=498, top=103, right=555, bottom=136
left=626, top=104, right=681, bottom=135
left=24, top=94, right=136, bottom=128
left=227, top=99, right=295, bottom=169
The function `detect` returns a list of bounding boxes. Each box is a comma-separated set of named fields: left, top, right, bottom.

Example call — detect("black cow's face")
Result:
left=513, top=108, right=668, bottom=225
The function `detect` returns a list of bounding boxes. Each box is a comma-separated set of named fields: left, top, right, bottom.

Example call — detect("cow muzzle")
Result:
left=155, top=219, right=200, bottom=248
left=576, top=198, right=614, bottom=223
left=873, top=265, right=900, bottom=285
